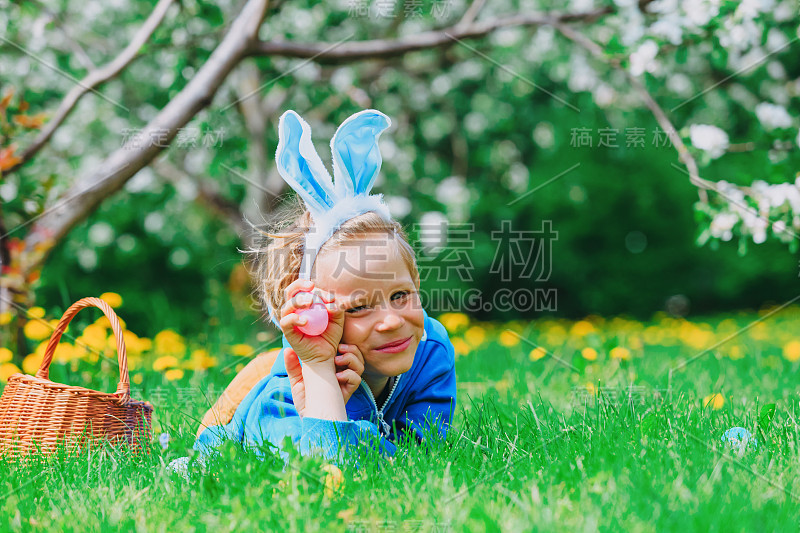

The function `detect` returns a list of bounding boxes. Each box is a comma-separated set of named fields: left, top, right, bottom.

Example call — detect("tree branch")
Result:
left=3, top=0, right=177, bottom=175
left=22, top=0, right=270, bottom=268
left=457, top=0, right=487, bottom=29
left=551, top=21, right=713, bottom=203
left=249, top=7, right=613, bottom=62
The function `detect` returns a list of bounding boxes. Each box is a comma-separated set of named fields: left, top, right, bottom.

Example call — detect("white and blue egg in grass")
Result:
left=720, top=427, right=758, bottom=450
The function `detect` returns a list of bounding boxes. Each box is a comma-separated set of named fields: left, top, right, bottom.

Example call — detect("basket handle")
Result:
left=36, top=296, right=130, bottom=405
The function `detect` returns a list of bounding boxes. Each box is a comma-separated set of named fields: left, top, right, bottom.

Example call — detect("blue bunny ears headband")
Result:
left=267, top=109, right=394, bottom=327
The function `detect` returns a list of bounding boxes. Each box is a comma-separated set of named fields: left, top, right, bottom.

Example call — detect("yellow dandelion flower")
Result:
left=0, top=347, right=12, bottom=363
left=0, top=312, right=12, bottom=326
left=494, top=378, right=511, bottom=394
left=23, top=320, right=51, bottom=341
left=154, top=330, right=186, bottom=356
left=546, top=323, right=567, bottom=339
left=498, top=330, right=520, bottom=347
left=132, top=373, right=143, bottom=385
left=529, top=347, right=546, bottom=361
left=72, top=343, right=88, bottom=360
left=464, top=326, right=486, bottom=348
left=585, top=383, right=596, bottom=395
left=22, top=353, right=43, bottom=374
left=629, top=336, right=643, bottom=350
left=610, top=347, right=631, bottom=360
left=122, top=330, right=144, bottom=356
left=100, top=292, right=123, bottom=308
left=27, top=307, right=45, bottom=319
left=164, top=369, right=184, bottom=381
left=729, top=345, right=744, bottom=360
left=783, top=341, right=800, bottom=362
left=153, top=355, right=179, bottom=371
left=703, top=393, right=725, bottom=410
left=138, top=337, right=153, bottom=352
left=451, top=338, right=470, bottom=357
left=186, top=348, right=217, bottom=370
left=643, top=326, right=662, bottom=345
left=94, top=315, right=126, bottom=330
left=438, top=313, right=469, bottom=333
left=0, top=363, right=21, bottom=382
left=581, top=347, right=598, bottom=361
left=53, top=343, right=74, bottom=364
left=749, top=322, right=768, bottom=341
left=571, top=320, right=595, bottom=336
left=230, top=344, right=254, bottom=357
left=322, top=464, right=344, bottom=498
left=78, top=323, right=109, bottom=352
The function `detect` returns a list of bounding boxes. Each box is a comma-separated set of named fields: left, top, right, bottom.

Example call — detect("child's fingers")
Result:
left=314, top=288, right=336, bottom=303
left=281, top=287, right=336, bottom=318
left=284, top=279, right=314, bottom=302
left=279, top=311, right=308, bottom=333
left=335, top=349, right=364, bottom=376
left=337, top=343, right=364, bottom=359
left=326, top=300, right=345, bottom=323
left=281, top=292, right=315, bottom=317
left=336, top=369, right=361, bottom=394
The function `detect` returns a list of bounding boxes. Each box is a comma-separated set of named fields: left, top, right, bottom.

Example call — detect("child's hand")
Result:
left=284, top=343, right=365, bottom=417
left=279, top=279, right=345, bottom=367
left=334, top=343, right=365, bottom=404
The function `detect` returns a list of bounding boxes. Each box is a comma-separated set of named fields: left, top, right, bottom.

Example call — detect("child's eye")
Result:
left=346, top=304, right=369, bottom=314
left=391, top=290, right=410, bottom=302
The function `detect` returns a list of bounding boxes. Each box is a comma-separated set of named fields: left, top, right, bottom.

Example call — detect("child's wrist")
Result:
left=301, top=360, right=347, bottom=421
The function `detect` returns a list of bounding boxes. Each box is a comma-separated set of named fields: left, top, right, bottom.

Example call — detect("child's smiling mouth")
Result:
left=374, top=336, right=413, bottom=353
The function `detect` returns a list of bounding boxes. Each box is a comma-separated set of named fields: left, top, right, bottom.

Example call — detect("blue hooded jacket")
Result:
left=193, top=310, right=456, bottom=459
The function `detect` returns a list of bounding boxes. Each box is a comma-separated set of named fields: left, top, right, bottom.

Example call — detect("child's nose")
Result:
left=376, top=311, right=404, bottom=331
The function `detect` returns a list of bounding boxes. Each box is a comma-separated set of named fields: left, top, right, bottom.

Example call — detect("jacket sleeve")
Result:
left=194, top=369, right=398, bottom=460
left=394, top=335, right=457, bottom=443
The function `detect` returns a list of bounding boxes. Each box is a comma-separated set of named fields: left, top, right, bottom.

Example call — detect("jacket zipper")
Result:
left=362, top=375, right=402, bottom=436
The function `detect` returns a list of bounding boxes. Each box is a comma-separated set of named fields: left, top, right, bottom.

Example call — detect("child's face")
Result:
left=314, top=235, right=424, bottom=381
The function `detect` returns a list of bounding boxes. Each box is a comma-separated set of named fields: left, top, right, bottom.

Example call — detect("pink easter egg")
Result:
left=296, top=302, right=329, bottom=336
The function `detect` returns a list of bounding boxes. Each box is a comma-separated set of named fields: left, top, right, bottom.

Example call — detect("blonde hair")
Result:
left=247, top=197, right=419, bottom=325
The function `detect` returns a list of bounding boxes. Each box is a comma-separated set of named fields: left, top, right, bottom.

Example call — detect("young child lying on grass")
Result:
left=192, top=109, right=457, bottom=461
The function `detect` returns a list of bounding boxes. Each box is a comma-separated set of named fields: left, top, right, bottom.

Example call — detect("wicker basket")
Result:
left=0, top=297, right=153, bottom=459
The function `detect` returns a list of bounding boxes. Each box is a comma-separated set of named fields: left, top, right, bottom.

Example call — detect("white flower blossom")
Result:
left=436, top=176, right=469, bottom=206
left=629, top=40, right=659, bottom=76
left=750, top=216, right=768, bottom=244
left=736, top=0, right=774, bottom=19
left=418, top=211, right=448, bottom=255
left=689, top=124, right=730, bottom=159
left=568, top=54, right=596, bottom=92
left=755, top=102, right=793, bottom=130
left=385, top=196, right=412, bottom=219
left=773, top=220, right=787, bottom=235
left=650, top=16, right=684, bottom=45
left=718, top=17, right=762, bottom=51
left=666, top=73, right=692, bottom=96
left=766, top=27, right=789, bottom=53
left=683, top=0, right=720, bottom=27
left=710, top=212, right=738, bottom=239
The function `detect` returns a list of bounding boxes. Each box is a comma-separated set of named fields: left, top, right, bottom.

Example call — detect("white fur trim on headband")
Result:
left=299, top=193, right=393, bottom=280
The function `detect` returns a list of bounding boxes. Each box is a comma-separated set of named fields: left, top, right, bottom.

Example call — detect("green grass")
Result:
left=3, top=310, right=800, bottom=532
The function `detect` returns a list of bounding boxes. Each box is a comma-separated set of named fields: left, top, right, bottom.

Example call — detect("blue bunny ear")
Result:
left=276, top=110, right=336, bottom=214
left=330, top=109, right=391, bottom=198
